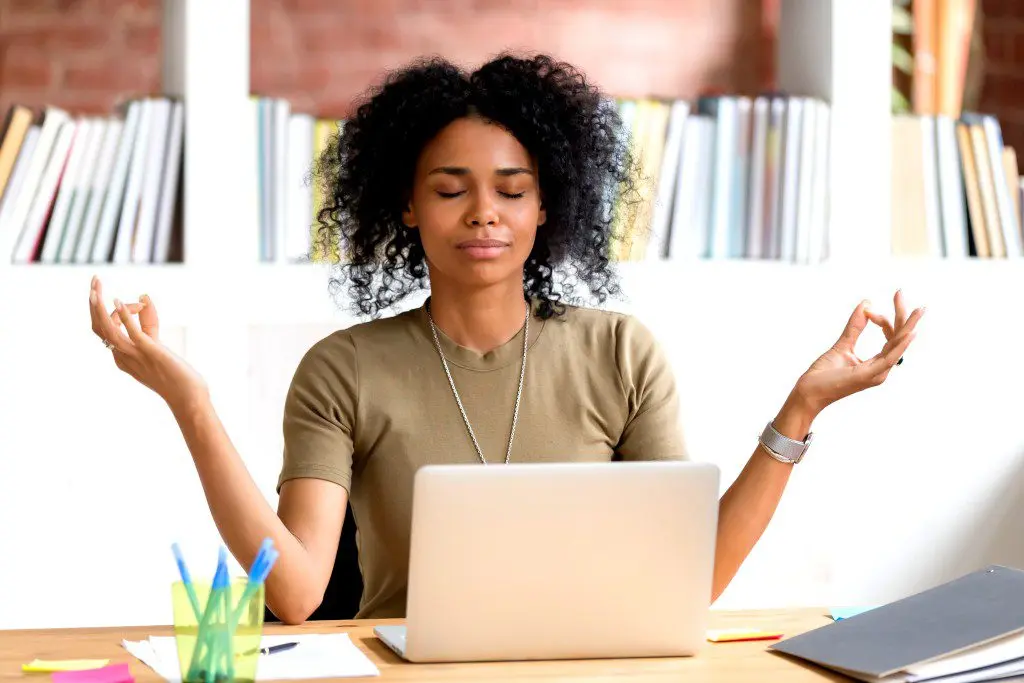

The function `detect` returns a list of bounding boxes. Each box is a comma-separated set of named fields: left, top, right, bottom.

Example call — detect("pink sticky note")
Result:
left=51, top=663, right=133, bottom=683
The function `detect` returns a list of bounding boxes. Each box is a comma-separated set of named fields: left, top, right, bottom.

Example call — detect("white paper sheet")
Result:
left=122, top=633, right=380, bottom=680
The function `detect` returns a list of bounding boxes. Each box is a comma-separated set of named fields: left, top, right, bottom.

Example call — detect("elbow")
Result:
left=267, top=590, right=323, bottom=626
left=279, top=612, right=309, bottom=627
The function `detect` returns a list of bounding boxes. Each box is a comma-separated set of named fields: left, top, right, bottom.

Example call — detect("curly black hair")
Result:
left=312, top=52, right=641, bottom=320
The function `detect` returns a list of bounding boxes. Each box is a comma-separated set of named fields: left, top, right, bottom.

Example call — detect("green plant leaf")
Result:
left=893, top=5, right=914, bottom=34
left=893, top=43, right=914, bottom=73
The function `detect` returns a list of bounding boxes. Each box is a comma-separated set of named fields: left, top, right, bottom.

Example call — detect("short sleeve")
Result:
left=613, top=315, right=688, bottom=461
left=276, top=331, right=359, bottom=493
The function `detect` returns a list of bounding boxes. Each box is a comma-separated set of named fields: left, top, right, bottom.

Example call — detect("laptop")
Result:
left=373, top=460, right=720, bottom=663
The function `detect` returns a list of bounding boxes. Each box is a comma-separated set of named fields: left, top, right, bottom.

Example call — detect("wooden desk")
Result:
left=1, top=609, right=847, bottom=681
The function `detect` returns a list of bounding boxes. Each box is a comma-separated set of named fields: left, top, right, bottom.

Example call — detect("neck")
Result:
left=427, top=278, right=529, bottom=354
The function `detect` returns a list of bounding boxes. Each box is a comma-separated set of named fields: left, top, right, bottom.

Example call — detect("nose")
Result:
left=465, top=195, right=499, bottom=227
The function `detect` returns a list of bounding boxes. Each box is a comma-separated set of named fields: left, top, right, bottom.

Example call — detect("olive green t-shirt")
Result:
left=277, top=299, right=688, bottom=619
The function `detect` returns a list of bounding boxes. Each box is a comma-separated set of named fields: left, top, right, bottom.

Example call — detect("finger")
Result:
left=109, top=303, right=143, bottom=327
left=90, top=279, right=131, bottom=351
left=894, top=290, right=908, bottom=330
left=88, top=277, right=104, bottom=337
left=835, top=299, right=871, bottom=351
left=138, top=294, right=160, bottom=341
left=872, top=331, right=916, bottom=380
left=115, top=298, right=151, bottom=348
left=869, top=307, right=925, bottom=371
left=865, top=309, right=895, bottom=340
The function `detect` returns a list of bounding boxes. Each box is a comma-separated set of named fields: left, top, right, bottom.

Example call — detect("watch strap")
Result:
left=758, top=421, right=813, bottom=464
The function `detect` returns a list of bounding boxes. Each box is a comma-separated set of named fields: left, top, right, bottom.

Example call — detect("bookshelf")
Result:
left=0, top=0, right=898, bottom=315
left=7, top=0, right=1024, bottom=632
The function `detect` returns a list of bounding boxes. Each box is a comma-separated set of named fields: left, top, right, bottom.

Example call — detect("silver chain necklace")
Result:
left=426, top=300, right=529, bottom=465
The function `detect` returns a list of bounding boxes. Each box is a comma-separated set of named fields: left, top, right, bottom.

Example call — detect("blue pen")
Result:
left=172, top=543, right=202, bottom=621
left=232, top=546, right=279, bottom=627
left=213, top=548, right=234, bottom=682
left=249, top=538, right=273, bottom=579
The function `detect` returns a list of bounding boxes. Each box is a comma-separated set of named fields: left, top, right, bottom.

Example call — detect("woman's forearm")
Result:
left=711, top=393, right=814, bottom=602
left=168, top=391, right=324, bottom=624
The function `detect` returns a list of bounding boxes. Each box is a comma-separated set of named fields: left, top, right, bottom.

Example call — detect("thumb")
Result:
left=139, top=294, right=160, bottom=341
left=835, top=299, right=870, bottom=351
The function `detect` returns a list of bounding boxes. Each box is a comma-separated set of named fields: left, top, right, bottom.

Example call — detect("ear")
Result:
left=537, top=207, right=547, bottom=227
left=402, top=202, right=418, bottom=229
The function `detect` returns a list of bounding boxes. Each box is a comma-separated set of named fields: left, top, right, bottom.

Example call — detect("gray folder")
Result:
left=769, top=565, right=1024, bottom=680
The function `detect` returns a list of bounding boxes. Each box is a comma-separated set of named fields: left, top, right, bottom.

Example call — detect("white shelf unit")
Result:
left=3, top=0, right=1024, bottom=632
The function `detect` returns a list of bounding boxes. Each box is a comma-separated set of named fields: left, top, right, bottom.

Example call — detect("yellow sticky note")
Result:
left=706, top=628, right=784, bottom=643
left=22, top=659, right=110, bottom=673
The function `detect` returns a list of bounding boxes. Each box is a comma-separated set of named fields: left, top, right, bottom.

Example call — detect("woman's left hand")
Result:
left=792, top=290, right=925, bottom=417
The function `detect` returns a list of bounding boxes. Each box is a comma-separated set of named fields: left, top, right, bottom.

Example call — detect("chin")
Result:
left=447, top=261, right=524, bottom=289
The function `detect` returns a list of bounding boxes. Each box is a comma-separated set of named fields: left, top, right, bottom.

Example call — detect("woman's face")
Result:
left=403, top=116, right=546, bottom=291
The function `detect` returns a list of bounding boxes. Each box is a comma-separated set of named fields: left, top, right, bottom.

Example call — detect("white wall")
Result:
left=2, top=259, right=1024, bottom=630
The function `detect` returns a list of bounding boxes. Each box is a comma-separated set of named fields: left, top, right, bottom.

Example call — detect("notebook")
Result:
left=770, top=565, right=1024, bottom=682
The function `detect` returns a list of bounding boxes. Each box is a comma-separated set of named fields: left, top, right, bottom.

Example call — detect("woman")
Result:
left=88, top=54, right=923, bottom=625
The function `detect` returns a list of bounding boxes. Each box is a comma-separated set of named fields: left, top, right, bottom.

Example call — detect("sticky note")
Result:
left=22, top=659, right=110, bottom=673
left=51, top=663, right=133, bottom=683
left=830, top=606, right=877, bottom=621
left=706, top=627, right=784, bottom=643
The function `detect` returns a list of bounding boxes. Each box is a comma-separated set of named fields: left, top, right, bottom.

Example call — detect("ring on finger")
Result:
left=102, top=339, right=115, bottom=351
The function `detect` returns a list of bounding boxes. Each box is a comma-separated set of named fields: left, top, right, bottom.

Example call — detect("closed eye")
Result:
left=499, top=191, right=526, bottom=199
left=436, top=190, right=465, bottom=198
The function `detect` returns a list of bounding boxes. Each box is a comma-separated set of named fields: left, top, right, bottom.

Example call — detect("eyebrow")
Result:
left=427, top=166, right=534, bottom=177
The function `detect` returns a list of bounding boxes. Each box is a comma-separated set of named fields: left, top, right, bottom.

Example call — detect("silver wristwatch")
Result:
left=758, top=421, right=813, bottom=464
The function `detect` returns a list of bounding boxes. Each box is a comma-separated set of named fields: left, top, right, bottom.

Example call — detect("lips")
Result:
left=458, top=239, right=509, bottom=248
left=457, top=238, right=510, bottom=260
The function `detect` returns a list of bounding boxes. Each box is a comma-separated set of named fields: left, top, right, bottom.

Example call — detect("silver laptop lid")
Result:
left=403, top=460, right=720, bottom=662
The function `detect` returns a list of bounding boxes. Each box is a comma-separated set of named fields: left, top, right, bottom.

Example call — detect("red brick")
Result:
left=0, top=48, right=55, bottom=88
left=983, top=0, right=1008, bottom=18
left=279, top=0, right=371, bottom=12
left=0, top=0, right=778, bottom=124
left=46, top=91, right=120, bottom=115
left=253, top=63, right=334, bottom=93
left=64, top=55, right=159, bottom=91
left=298, top=20, right=402, bottom=54
left=980, top=71, right=1008, bottom=106
left=0, top=25, right=112, bottom=51
left=3, top=0, right=66, bottom=12
left=124, top=24, right=161, bottom=53
left=984, top=72, right=1024, bottom=109
left=96, top=0, right=160, bottom=21
left=985, top=26, right=1012, bottom=63
left=469, top=0, right=539, bottom=10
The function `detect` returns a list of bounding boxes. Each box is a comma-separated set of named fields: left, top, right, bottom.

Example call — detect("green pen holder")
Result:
left=171, top=579, right=265, bottom=683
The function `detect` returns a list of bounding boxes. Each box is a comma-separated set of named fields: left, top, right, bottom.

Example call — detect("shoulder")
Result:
left=291, top=306, right=424, bottom=383
left=550, top=305, right=672, bottom=394
left=546, top=304, right=661, bottom=356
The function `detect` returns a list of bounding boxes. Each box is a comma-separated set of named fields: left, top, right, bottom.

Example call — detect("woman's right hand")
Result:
left=89, top=275, right=207, bottom=411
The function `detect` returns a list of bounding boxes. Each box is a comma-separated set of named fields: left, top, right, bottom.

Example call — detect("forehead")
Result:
left=417, top=117, right=533, bottom=169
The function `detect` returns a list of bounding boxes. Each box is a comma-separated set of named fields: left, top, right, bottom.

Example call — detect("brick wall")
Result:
left=250, top=0, right=772, bottom=117
left=979, top=0, right=1024, bottom=159
left=0, top=0, right=162, bottom=117
left=3, top=0, right=1020, bottom=154
left=0, top=0, right=770, bottom=119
